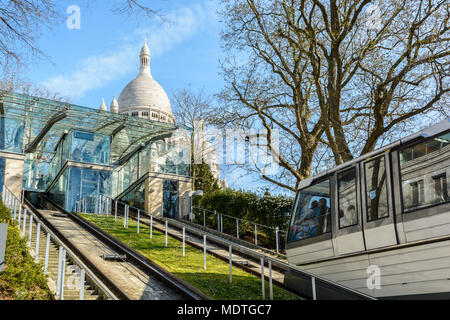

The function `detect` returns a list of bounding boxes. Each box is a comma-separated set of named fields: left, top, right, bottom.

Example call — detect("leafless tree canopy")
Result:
left=216, top=0, right=450, bottom=192
left=172, top=87, right=215, bottom=128
left=0, top=0, right=59, bottom=70
left=0, top=0, right=164, bottom=72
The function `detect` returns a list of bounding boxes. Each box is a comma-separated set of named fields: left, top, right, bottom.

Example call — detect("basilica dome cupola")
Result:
left=139, top=39, right=151, bottom=74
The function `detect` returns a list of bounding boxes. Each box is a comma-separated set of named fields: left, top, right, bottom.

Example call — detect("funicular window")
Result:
left=338, top=169, right=358, bottom=228
left=400, top=132, right=450, bottom=212
left=365, top=157, right=389, bottom=221
left=288, top=178, right=331, bottom=242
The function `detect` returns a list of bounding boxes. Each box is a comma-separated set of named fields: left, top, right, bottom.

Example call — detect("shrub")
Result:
left=0, top=200, right=53, bottom=300
left=193, top=189, right=293, bottom=249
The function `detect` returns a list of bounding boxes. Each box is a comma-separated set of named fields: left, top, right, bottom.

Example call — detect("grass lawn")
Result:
left=79, top=213, right=299, bottom=300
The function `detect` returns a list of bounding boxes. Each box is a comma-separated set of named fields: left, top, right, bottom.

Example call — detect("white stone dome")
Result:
left=110, top=95, right=119, bottom=113
left=118, top=40, right=174, bottom=123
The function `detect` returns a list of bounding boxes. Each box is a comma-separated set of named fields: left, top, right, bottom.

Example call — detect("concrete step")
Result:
left=20, top=214, right=105, bottom=301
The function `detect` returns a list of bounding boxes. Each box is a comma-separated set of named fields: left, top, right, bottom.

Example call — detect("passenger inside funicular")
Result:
left=288, top=179, right=331, bottom=242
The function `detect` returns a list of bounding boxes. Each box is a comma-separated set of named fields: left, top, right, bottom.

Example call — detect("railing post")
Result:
left=35, top=222, right=41, bottom=260
left=276, top=227, right=279, bottom=254
left=165, top=220, right=168, bottom=248
left=255, top=224, right=258, bottom=246
left=229, top=245, right=232, bottom=284
left=203, top=209, right=206, bottom=227
left=312, top=276, right=317, bottom=300
left=79, top=269, right=85, bottom=300
left=13, top=197, right=17, bottom=220
left=8, top=190, right=12, bottom=209
left=220, top=214, right=223, bottom=233
left=22, top=209, right=27, bottom=237
left=269, top=260, right=273, bottom=300
left=28, top=214, right=33, bottom=247
left=124, top=205, right=129, bottom=228
left=9, top=190, right=13, bottom=210
left=60, top=249, right=66, bottom=300
left=114, top=201, right=118, bottom=222
left=95, top=195, right=99, bottom=215
left=216, top=211, right=219, bottom=232
left=56, top=246, right=63, bottom=297
left=137, top=209, right=140, bottom=234
left=17, top=203, right=22, bottom=229
left=150, top=215, right=153, bottom=239
left=203, top=235, right=207, bottom=270
left=44, top=233, right=50, bottom=274
left=261, top=257, right=265, bottom=300
left=236, top=218, right=239, bottom=239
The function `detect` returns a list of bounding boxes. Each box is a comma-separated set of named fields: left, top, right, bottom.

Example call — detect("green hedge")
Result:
left=0, top=200, right=53, bottom=300
left=193, top=189, right=293, bottom=249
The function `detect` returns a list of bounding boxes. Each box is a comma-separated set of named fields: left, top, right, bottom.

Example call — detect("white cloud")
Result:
left=43, top=2, right=218, bottom=99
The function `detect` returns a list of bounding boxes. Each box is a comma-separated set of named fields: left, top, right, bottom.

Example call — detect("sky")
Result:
left=18, top=0, right=286, bottom=196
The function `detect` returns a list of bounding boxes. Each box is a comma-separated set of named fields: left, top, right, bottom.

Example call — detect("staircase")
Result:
left=26, top=219, right=105, bottom=300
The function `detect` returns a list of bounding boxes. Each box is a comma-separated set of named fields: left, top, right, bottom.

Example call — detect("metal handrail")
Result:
left=76, top=193, right=376, bottom=300
left=191, top=205, right=288, bottom=232
left=1, top=185, right=117, bottom=300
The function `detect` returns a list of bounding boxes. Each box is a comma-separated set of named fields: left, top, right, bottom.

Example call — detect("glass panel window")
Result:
left=433, top=173, right=448, bottom=202
left=0, top=158, right=5, bottom=194
left=338, top=169, right=358, bottom=228
left=288, top=178, right=332, bottom=242
left=365, top=157, right=389, bottom=221
left=400, top=132, right=450, bottom=212
left=0, top=117, right=24, bottom=153
left=70, top=130, right=110, bottom=165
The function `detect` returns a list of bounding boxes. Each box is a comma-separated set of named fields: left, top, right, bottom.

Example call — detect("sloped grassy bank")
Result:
left=0, top=201, right=53, bottom=300
left=79, top=213, right=299, bottom=300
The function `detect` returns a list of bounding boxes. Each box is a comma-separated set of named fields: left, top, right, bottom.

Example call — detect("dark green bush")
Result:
left=0, top=199, right=53, bottom=300
left=193, top=189, right=293, bottom=249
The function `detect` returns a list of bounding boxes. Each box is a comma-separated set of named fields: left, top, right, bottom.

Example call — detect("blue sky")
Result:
left=19, top=0, right=285, bottom=196
left=28, top=0, right=224, bottom=106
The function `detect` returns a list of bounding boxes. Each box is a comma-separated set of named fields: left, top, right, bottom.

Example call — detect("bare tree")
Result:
left=172, top=87, right=222, bottom=190
left=111, top=0, right=165, bottom=19
left=172, top=86, right=215, bottom=129
left=0, top=0, right=166, bottom=72
left=216, top=0, right=449, bottom=192
left=0, top=0, right=59, bottom=70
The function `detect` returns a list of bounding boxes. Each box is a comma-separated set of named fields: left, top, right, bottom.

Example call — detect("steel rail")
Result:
left=45, top=196, right=210, bottom=300
left=23, top=197, right=129, bottom=300
left=107, top=201, right=375, bottom=300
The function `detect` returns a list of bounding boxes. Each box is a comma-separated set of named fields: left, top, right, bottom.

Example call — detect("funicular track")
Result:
left=24, top=197, right=129, bottom=300
left=111, top=204, right=375, bottom=300
left=40, top=196, right=210, bottom=300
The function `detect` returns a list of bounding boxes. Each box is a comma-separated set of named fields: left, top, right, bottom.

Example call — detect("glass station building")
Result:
left=0, top=89, right=192, bottom=219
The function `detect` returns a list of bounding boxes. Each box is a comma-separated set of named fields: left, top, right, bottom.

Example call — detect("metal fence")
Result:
left=75, top=194, right=375, bottom=300
left=188, top=205, right=287, bottom=255
left=1, top=185, right=116, bottom=300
